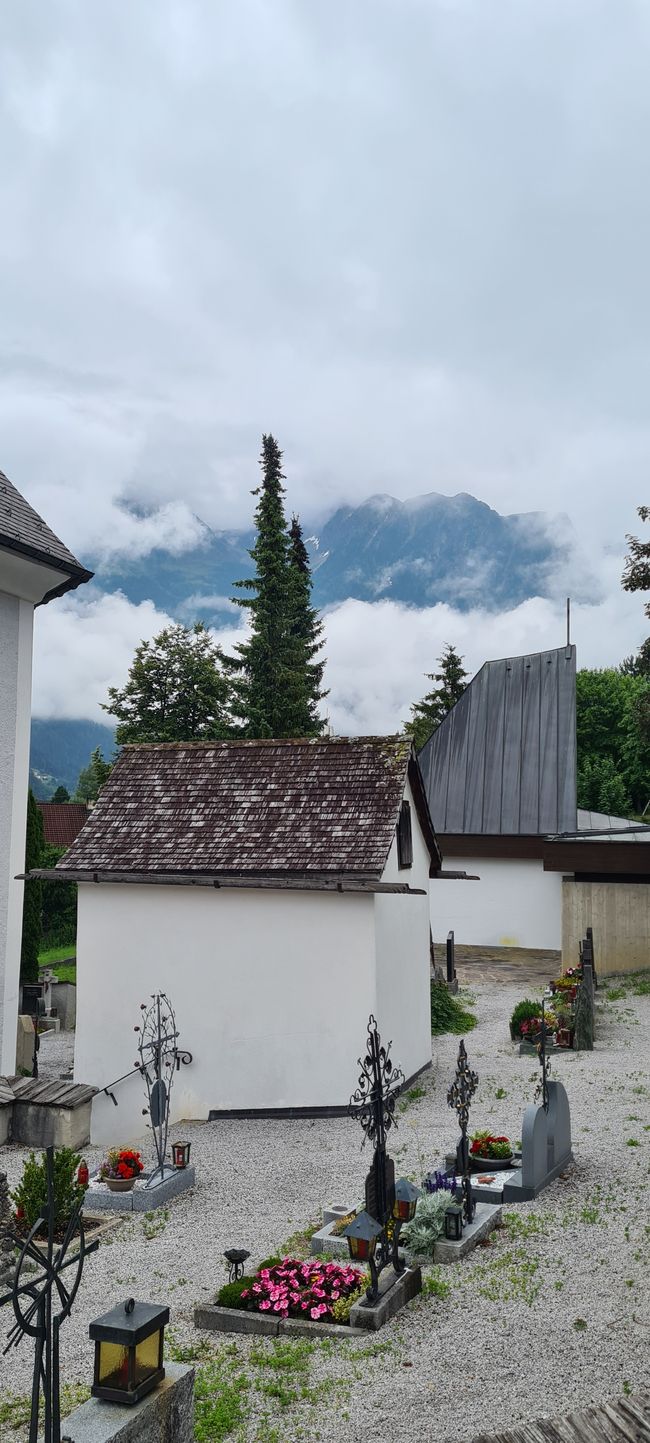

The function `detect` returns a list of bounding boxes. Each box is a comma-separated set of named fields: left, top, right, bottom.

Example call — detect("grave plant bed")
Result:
left=12, top=1210, right=120, bottom=1256
left=195, top=1254, right=422, bottom=1337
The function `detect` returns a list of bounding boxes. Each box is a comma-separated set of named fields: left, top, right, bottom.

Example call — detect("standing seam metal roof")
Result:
left=418, top=646, right=577, bottom=836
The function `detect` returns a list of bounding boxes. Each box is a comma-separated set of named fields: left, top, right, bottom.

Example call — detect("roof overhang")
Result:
left=0, top=539, right=93, bottom=605
left=407, top=753, right=444, bottom=876
left=438, top=832, right=650, bottom=877
left=24, top=869, right=427, bottom=895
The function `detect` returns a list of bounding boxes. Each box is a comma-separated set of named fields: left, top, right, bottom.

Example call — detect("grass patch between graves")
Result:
left=430, top=981, right=477, bottom=1036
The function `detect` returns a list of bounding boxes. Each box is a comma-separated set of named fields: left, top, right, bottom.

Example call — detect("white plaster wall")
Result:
left=375, top=777, right=433, bottom=1079
left=75, top=884, right=377, bottom=1143
left=0, top=590, right=34, bottom=1072
left=430, top=856, right=564, bottom=950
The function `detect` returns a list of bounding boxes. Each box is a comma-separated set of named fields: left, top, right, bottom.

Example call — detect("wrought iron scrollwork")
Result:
left=349, top=1016, right=406, bottom=1302
left=0, top=1146, right=98, bottom=1443
left=447, top=1039, right=479, bottom=1225
left=134, top=992, right=189, bottom=1186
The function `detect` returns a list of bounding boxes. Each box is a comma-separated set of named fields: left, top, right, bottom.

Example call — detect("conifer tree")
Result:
left=51, top=785, right=70, bottom=803
left=405, top=643, right=468, bottom=751
left=229, top=435, right=326, bottom=736
left=21, top=789, right=44, bottom=983
left=73, top=747, right=113, bottom=802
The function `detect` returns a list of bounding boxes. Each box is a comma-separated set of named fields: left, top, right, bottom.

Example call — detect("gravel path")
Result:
left=1, top=979, right=649, bottom=1442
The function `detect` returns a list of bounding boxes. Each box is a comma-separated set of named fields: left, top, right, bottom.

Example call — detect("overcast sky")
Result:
left=2, top=1, right=649, bottom=728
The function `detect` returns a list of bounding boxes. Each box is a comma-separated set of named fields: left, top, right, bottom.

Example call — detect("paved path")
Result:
left=446, top=944, right=560, bottom=989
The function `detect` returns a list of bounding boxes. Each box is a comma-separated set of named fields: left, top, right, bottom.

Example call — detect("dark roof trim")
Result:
left=0, top=533, right=93, bottom=602
left=438, top=832, right=650, bottom=876
left=24, top=869, right=427, bottom=895
left=407, top=753, right=443, bottom=876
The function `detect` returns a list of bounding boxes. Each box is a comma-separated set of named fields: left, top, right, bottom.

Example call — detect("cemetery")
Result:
left=0, top=956, right=649, bottom=1443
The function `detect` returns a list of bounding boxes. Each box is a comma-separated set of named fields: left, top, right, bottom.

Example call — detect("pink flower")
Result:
left=310, top=1307, right=321, bottom=1319
left=240, top=1289, right=250, bottom=1300
left=259, top=1301, right=272, bottom=1311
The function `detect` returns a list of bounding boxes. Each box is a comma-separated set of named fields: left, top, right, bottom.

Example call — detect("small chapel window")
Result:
left=397, top=800, right=413, bottom=868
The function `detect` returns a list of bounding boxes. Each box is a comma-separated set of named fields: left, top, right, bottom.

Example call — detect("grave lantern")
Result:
left=444, top=1203, right=464, bottom=1241
left=171, top=1140, right=191, bottom=1169
left=393, top=1177, right=420, bottom=1223
left=224, top=1248, right=250, bottom=1282
left=343, top=1209, right=383, bottom=1263
left=90, top=1298, right=169, bottom=1406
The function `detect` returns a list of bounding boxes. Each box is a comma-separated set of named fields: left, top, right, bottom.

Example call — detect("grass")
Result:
left=38, top=943, right=76, bottom=966
left=0, top=1383, right=90, bottom=1428
left=430, top=981, right=477, bottom=1036
left=602, top=969, right=650, bottom=998
left=277, top=1218, right=322, bottom=1258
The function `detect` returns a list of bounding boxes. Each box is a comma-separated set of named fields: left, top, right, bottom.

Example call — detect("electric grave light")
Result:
left=392, top=1177, right=420, bottom=1223
left=444, top=1202, right=464, bottom=1242
left=171, top=1140, right=191, bottom=1169
left=343, top=1209, right=383, bottom=1263
left=90, top=1298, right=169, bottom=1405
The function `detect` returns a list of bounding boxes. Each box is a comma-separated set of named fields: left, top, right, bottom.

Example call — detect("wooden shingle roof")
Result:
left=53, top=737, right=441, bottom=882
left=0, top=469, right=92, bottom=601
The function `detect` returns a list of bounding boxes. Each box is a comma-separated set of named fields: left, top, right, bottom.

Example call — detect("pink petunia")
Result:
left=259, top=1301, right=272, bottom=1311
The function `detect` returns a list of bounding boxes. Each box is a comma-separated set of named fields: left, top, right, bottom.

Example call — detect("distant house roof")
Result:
left=419, top=645, right=577, bottom=836
left=37, top=802, right=91, bottom=849
left=0, top=469, right=93, bottom=602
left=50, top=737, right=442, bottom=885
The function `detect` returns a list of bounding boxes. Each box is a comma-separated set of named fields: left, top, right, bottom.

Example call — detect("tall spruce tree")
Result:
left=284, top=514, right=327, bottom=735
left=21, top=789, right=44, bottom=983
left=229, top=435, right=326, bottom=736
left=405, top=643, right=468, bottom=751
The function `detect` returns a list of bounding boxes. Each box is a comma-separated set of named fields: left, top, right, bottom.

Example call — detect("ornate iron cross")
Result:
left=0, top=1146, right=98, bottom=1443
left=349, top=1015, right=405, bottom=1301
left=534, top=999, right=552, bottom=1113
left=447, top=1039, right=479, bottom=1224
left=134, top=992, right=192, bottom=1186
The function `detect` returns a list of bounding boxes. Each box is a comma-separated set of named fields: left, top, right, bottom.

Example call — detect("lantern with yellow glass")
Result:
left=90, top=1298, right=169, bottom=1405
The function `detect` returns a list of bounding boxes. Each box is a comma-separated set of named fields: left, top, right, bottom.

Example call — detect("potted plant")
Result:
left=469, top=1131, right=514, bottom=1170
left=99, top=1147, right=144, bottom=1192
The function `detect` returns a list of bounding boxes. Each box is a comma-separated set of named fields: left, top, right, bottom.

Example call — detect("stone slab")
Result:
left=51, top=981, right=76, bottom=1030
left=349, top=1264, right=421, bottom=1330
left=16, top=1015, right=35, bottom=1075
left=322, top=1202, right=356, bottom=1226
left=85, top=1167, right=196, bottom=1213
left=194, top=1303, right=365, bottom=1339
left=60, top=1361, right=194, bottom=1443
left=471, top=1169, right=521, bottom=1204
left=433, top=1204, right=502, bottom=1263
left=0, top=1108, right=10, bottom=1146
left=503, top=1152, right=573, bottom=1203
left=310, top=1218, right=356, bottom=1258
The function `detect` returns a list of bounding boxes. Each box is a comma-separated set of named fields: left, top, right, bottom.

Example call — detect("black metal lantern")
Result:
left=224, top=1248, right=250, bottom=1283
left=393, top=1177, right=420, bottom=1223
left=343, top=1209, right=383, bottom=1263
left=171, top=1140, right=191, bottom=1169
left=444, top=1203, right=464, bottom=1241
left=90, top=1298, right=169, bottom=1406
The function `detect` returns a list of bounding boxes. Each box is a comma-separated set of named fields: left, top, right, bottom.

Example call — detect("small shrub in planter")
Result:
left=510, top=999, right=545, bottom=1039
left=217, top=1276, right=257, bottom=1308
left=401, top=1192, right=449, bottom=1258
left=240, top=1258, right=365, bottom=1322
left=12, top=1147, right=85, bottom=1238
left=470, top=1131, right=513, bottom=1161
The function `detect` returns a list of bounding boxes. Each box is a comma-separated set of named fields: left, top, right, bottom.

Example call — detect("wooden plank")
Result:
left=468, top=1395, right=650, bottom=1443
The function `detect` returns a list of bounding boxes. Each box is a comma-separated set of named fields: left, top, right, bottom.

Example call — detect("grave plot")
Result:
left=510, top=927, right=597, bottom=1055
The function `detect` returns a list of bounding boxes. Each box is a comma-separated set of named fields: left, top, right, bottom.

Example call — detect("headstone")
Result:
left=503, top=1080, right=572, bottom=1202
left=16, top=1014, right=35, bottom=1075
left=446, top=931, right=459, bottom=994
left=574, top=962, right=594, bottom=1051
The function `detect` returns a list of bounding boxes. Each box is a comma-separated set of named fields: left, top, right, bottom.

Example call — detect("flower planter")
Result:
left=105, top=1177, right=136, bottom=1193
left=470, top=1156, right=514, bottom=1172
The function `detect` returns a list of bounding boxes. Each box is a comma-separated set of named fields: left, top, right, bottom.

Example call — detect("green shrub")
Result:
left=510, top=999, right=544, bottom=1038
left=430, top=981, right=477, bottom=1036
left=216, top=1276, right=256, bottom=1309
left=402, top=1192, right=449, bottom=1259
left=331, top=1285, right=366, bottom=1322
left=256, top=1255, right=283, bottom=1271
left=12, top=1148, right=85, bottom=1234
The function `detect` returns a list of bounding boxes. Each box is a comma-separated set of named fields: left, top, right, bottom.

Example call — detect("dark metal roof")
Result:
left=0, top=469, right=93, bottom=602
left=419, top=645, right=577, bottom=836
left=53, top=737, right=442, bottom=879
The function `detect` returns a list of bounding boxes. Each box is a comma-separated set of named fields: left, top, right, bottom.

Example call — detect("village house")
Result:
left=37, top=801, right=92, bottom=849
left=45, top=737, right=442, bottom=1139
left=420, top=643, right=650, bottom=968
left=0, top=469, right=91, bottom=1073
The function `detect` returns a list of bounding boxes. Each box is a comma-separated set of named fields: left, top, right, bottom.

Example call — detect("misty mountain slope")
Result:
left=30, top=718, right=117, bottom=798
left=92, top=490, right=565, bottom=618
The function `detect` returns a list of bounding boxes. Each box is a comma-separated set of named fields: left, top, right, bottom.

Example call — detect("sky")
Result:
left=2, top=1, right=649, bottom=731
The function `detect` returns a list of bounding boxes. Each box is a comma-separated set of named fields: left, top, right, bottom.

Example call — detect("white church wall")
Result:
left=0, top=589, right=34, bottom=1072
left=376, top=775, right=433, bottom=1080
left=430, top=856, right=564, bottom=951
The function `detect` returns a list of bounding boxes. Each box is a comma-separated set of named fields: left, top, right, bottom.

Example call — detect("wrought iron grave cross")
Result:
left=0, top=1146, right=98, bottom=1443
left=134, top=991, right=192, bottom=1186
left=447, top=1039, right=479, bottom=1224
left=349, top=1014, right=405, bottom=1301
left=534, top=999, right=552, bottom=1113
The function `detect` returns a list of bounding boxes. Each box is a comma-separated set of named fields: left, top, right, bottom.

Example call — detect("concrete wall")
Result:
left=562, top=879, right=650, bottom=974
left=0, top=589, right=34, bottom=1073
left=430, top=855, right=564, bottom=950
left=76, top=883, right=378, bottom=1142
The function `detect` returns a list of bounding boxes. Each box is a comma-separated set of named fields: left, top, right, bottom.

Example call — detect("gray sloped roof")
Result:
left=419, top=645, right=577, bottom=835
left=0, top=469, right=92, bottom=601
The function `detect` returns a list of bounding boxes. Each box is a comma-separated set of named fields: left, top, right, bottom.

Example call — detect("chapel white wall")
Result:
left=375, top=776, right=432, bottom=1079
left=76, top=884, right=377, bottom=1143
left=430, top=856, right=564, bottom=950
left=0, top=589, right=34, bottom=1072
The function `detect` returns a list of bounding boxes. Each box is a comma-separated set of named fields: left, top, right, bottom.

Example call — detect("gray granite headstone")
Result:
left=503, top=1081, right=572, bottom=1202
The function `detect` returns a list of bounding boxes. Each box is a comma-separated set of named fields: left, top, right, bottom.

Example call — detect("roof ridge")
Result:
left=121, top=735, right=409, bottom=751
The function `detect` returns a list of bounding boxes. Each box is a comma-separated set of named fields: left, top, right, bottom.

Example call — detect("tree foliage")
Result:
left=405, top=644, right=468, bottom=751
left=51, top=785, right=70, bottom=803
left=20, top=790, right=44, bottom=983
left=229, top=435, right=326, bottom=737
left=103, top=623, right=230, bottom=746
left=73, top=747, right=113, bottom=802
left=41, top=844, right=77, bottom=947
left=622, top=506, right=650, bottom=617
left=576, top=668, right=650, bottom=815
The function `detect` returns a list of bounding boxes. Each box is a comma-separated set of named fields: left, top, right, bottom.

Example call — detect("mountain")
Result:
left=30, top=718, right=116, bottom=799
left=91, top=491, right=565, bottom=620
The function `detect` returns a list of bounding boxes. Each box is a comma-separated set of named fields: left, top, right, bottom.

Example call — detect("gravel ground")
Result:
left=1, top=979, right=649, bottom=1442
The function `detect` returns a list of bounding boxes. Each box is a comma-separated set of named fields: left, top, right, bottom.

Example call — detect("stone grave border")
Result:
left=85, top=1166, right=196, bottom=1213
left=195, top=1265, right=422, bottom=1338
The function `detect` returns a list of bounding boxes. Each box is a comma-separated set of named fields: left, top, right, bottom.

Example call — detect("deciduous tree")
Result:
left=103, top=623, right=231, bottom=745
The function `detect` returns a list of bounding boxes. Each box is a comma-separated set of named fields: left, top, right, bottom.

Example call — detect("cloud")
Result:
left=32, top=561, right=646, bottom=734
left=1, top=0, right=650, bottom=563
